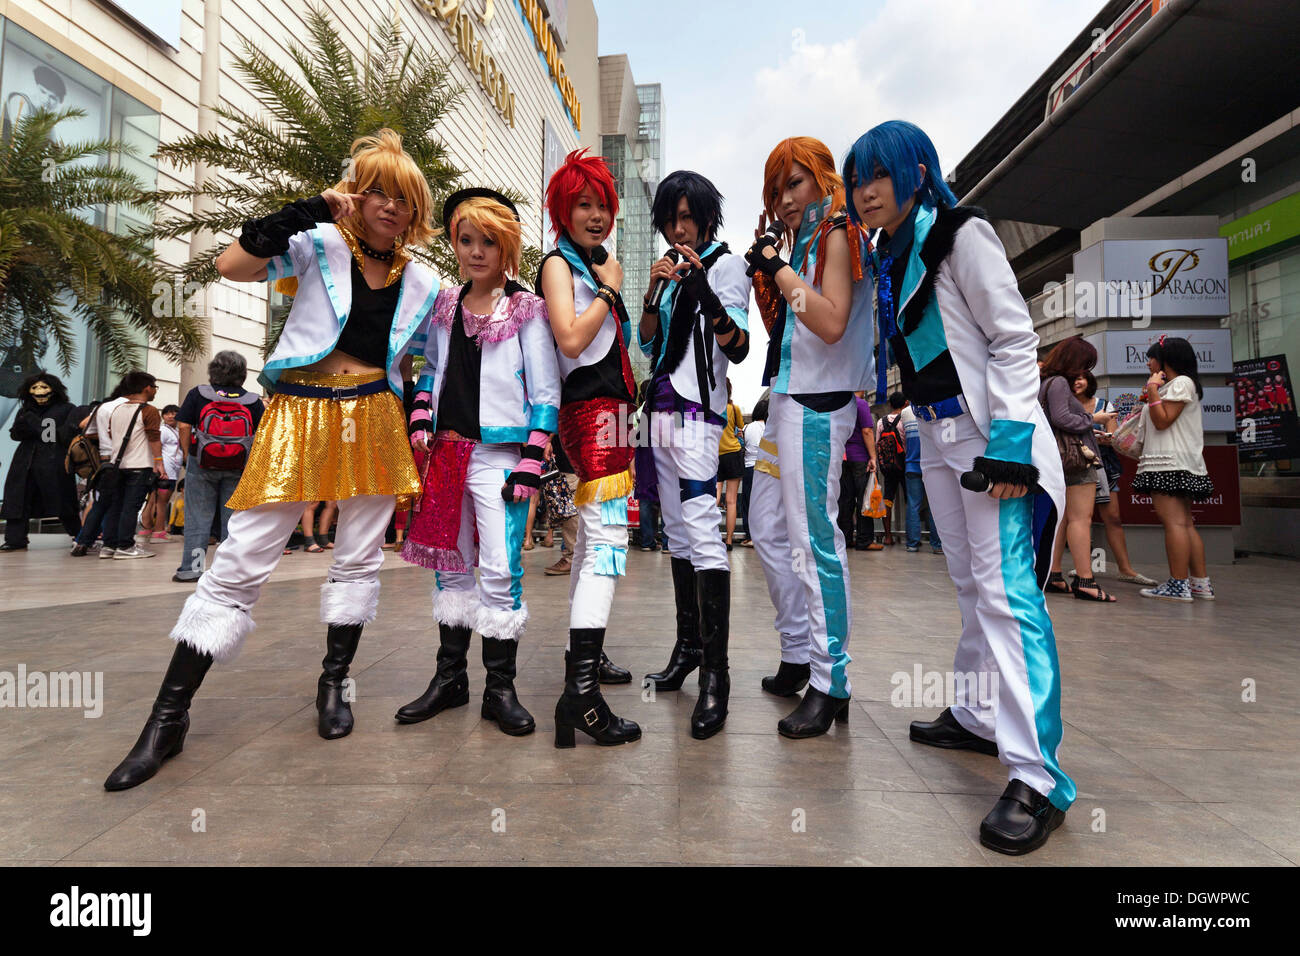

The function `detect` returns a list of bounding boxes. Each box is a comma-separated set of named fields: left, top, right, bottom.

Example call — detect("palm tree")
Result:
left=150, top=3, right=541, bottom=305
left=0, top=106, right=198, bottom=376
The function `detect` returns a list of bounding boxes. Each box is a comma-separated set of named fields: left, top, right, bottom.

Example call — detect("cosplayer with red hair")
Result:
left=537, top=149, right=641, bottom=748
left=394, top=189, right=561, bottom=737
left=743, top=136, right=875, bottom=739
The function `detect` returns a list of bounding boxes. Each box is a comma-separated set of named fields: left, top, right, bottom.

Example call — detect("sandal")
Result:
left=1072, top=576, right=1117, bottom=602
left=1046, top=572, right=1071, bottom=595
left=305, top=543, right=324, bottom=553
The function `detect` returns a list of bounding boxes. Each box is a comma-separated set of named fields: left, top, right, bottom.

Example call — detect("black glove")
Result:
left=744, top=234, right=788, bottom=279
left=238, top=194, right=334, bottom=258
left=684, top=267, right=724, bottom=320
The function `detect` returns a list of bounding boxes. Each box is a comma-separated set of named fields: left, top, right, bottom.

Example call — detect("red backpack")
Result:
left=877, top=413, right=905, bottom=472
left=193, top=385, right=258, bottom=470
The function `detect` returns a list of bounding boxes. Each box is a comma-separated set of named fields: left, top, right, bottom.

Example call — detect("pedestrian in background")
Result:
left=837, top=389, right=876, bottom=549
left=738, top=395, right=767, bottom=547
left=898, top=397, right=942, bottom=553
left=102, top=371, right=164, bottom=560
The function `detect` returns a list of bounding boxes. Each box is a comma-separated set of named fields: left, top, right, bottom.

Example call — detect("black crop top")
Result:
left=335, top=260, right=401, bottom=368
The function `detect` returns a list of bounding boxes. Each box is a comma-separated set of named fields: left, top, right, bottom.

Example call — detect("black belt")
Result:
left=274, top=378, right=389, bottom=400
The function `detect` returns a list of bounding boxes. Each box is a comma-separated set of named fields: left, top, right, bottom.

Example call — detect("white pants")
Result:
left=762, top=393, right=857, bottom=697
left=171, top=494, right=396, bottom=663
left=433, top=443, right=529, bottom=642
left=567, top=493, right=627, bottom=632
left=650, top=411, right=727, bottom=572
left=747, top=465, right=812, bottom=663
left=920, top=412, right=1075, bottom=810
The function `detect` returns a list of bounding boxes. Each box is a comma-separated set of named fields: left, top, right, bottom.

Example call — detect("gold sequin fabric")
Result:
left=226, top=369, right=421, bottom=511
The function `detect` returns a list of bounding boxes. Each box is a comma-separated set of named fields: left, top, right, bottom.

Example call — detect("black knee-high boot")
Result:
left=104, top=642, right=214, bottom=791
left=691, top=568, right=730, bottom=739
left=481, top=637, right=535, bottom=735
left=645, top=557, right=702, bottom=691
left=317, top=624, right=362, bottom=739
left=555, top=628, right=641, bottom=747
left=395, top=624, right=471, bottom=723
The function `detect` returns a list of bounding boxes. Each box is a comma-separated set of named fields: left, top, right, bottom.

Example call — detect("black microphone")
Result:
left=960, top=470, right=989, bottom=492
left=745, top=220, right=785, bottom=278
left=590, top=244, right=609, bottom=266
left=646, top=248, right=681, bottom=311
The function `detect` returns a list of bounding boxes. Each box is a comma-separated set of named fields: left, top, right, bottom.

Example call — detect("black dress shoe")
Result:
left=761, top=660, right=810, bottom=697
left=0, top=543, right=27, bottom=551
left=979, top=780, right=1066, bottom=855
left=908, top=707, right=999, bottom=756
left=598, top=652, right=632, bottom=684
left=777, top=686, right=849, bottom=738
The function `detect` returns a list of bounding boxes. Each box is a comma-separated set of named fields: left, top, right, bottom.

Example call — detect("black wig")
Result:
left=18, top=371, right=69, bottom=406
left=652, top=170, right=724, bottom=244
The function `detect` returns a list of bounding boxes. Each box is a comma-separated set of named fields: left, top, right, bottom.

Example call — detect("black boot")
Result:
left=598, top=652, right=633, bottom=684
left=395, top=624, right=471, bottom=723
left=316, top=624, right=362, bottom=739
left=645, top=557, right=702, bottom=691
left=481, top=637, right=535, bottom=736
left=909, top=707, right=999, bottom=756
left=979, top=781, right=1066, bottom=855
left=761, top=660, right=810, bottom=697
left=104, top=642, right=213, bottom=791
left=777, top=686, right=850, bottom=739
left=690, top=568, right=730, bottom=740
left=555, top=628, right=641, bottom=747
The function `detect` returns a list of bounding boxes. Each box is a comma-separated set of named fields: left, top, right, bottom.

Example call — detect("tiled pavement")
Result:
left=0, top=534, right=1295, bottom=866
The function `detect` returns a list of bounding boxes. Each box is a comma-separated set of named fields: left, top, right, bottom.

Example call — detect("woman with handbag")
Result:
left=1039, top=337, right=1115, bottom=602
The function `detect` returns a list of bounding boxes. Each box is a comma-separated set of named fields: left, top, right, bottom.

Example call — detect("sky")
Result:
left=592, top=0, right=1102, bottom=410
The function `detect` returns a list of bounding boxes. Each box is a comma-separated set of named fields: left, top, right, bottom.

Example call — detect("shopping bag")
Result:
left=862, top=470, right=887, bottom=518
left=1111, top=407, right=1146, bottom=459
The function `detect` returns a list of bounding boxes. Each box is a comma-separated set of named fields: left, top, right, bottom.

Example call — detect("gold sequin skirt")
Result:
left=226, top=369, right=421, bottom=511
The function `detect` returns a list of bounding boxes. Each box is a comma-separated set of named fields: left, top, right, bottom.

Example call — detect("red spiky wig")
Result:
left=545, top=148, right=619, bottom=241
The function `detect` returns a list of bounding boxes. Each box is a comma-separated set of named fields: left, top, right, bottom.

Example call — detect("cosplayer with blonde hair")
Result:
left=106, top=129, right=438, bottom=791
left=537, top=148, right=641, bottom=748
left=744, top=135, right=875, bottom=739
left=637, top=169, right=750, bottom=739
left=394, top=188, right=561, bottom=737
left=848, top=119, right=1073, bottom=854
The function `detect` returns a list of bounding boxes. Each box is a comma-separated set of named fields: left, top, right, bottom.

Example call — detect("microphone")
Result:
left=960, top=470, right=989, bottom=493
left=590, top=244, right=609, bottom=266
left=745, top=219, right=785, bottom=278
left=646, top=249, right=681, bottom=311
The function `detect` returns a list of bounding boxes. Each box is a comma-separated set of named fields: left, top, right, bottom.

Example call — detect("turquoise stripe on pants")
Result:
left=802, top=406, right=851, bottom=698
left=998, top=495, right=1076, bottom=811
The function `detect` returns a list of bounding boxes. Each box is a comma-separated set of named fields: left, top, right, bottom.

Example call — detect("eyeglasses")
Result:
left=364, top=188, right=411, bottom=215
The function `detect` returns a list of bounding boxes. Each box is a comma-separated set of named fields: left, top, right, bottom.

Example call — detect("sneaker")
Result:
left=1140, top=578, right=1192, bottom=603
left=544, top=556, right=572, bottom=576
left=1116, top=570, right=1158, bottom=586
left=70, top=543, right=90, bottom=557
left=932, top=547, right=944, bottom=555
left=113, top=546, right=156, bottom=560
left=1190, top=579, right=1216, bottom=601
left=97, top=547, right=118, bottom=560
left=172, top=573, right=201, bottom=583
left=905, top=545, right=920, bottom=553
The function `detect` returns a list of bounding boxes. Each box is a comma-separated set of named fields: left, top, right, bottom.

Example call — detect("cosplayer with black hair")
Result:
left=637, top=169, right=751, bottom=739
left=105, top=130, right=435, bottom=791
left=395, top=189, right=561, bottom=737
left=537, top=148, right=641, bottom=748
left=744, top=137, right=874, bottom=740
left=1, top=372, right=81, bottom=550
left=847, top=120, right=1073, bottom=854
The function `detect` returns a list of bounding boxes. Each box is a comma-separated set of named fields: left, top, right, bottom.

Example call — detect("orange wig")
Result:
left=761, top=136, right=845, bottom=235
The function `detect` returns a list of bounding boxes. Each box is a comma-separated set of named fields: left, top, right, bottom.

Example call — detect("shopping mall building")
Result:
left=0, top=0, right=665, bottom=464
left=951, top=0, right=1300, bottom=559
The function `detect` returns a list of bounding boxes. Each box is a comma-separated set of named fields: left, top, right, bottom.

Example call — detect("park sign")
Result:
left=1072, top=237, right=1229, bottom=323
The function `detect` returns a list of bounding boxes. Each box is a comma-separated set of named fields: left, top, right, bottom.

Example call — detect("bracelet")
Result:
left=596, top=287, right=617, bottom=308
left=642, top=296, right=658, bottom=313
left=1148, top=400, right=1163, bottom=406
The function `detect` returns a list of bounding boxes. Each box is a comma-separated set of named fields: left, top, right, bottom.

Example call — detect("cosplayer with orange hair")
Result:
left=537, top=148, right=641, bottom=748
left=743, top=136, right=875, bottom=739
left=394, top=188, right=561, bottom=738
left=105, top=129, right=438, bottom=792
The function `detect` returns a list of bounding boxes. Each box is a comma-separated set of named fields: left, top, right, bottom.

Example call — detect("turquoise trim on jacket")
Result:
left=773, top=199, right=829, bottom=394
left=528, top=404, right=559, bottom=433
left=985, top=419, right=1035, bottom=466
left=895, top=204, right=949, bottom=374
left=480, top=425, right=532, bottom=445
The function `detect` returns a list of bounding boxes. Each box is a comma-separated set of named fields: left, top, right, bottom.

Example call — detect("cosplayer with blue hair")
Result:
left=638, top=169, right=751, bottom=740
left=848, top=118, right=1074, bottom=855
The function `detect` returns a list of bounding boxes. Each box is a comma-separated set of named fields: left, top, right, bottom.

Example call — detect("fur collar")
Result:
left=900, top=205, right=988, bottom=336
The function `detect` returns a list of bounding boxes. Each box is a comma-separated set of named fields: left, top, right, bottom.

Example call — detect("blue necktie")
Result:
left=875, top=251, right=896, bottom=396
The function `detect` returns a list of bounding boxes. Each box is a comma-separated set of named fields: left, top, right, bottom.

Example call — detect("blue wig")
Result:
left=842, top=120, right=958, bottom=227
left=652, top=170, right=724, bottom=244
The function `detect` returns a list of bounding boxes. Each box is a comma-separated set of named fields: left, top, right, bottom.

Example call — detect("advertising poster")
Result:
left=1232, top=354, right=1300, bottom=463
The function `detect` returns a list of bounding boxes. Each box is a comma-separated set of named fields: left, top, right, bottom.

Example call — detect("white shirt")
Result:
left=1137, top=376, right=1207, bottom=476
left=90, top=397, right=127, bottom=460
left=160, top=422, right=183, bottom=479
left=742, top=421, right=765, bottom=468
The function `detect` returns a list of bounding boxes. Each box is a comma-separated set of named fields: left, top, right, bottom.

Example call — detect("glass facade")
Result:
left=602, top=132, right=655, bottom=382
left=636, top=83, right=664, bottom=196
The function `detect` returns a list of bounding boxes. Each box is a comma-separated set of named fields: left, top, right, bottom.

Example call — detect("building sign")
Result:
left=1220, top=191, right=1300, bottom=261
left=417, top=0, right=517, bottom=128
left=1098, top=386, right=1235, bottom=433
left=515, top=0, right=582, bottom=131
left=1085, top=328, right=1234, bottom=375
left=1232, top=354, right=1300, bottom=463
left=1073, top=238, right=1230, bottom=323
left=1113, top=446, right=1241, bottom=526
